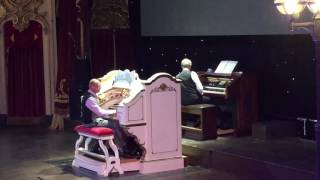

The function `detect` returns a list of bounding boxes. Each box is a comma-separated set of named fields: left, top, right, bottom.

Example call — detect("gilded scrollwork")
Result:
left=314, top=14, right=320, bottom=40
left=76, top=0, right=81, bottom=11
left=151, top=83, right=176, bottom=93
left=91, top=0, right=129, bottom=29
left=0, top=4, right=6, bottom=20
left=0, top=0, right=48, bottom=32
left=54, top=78, right=69, bottom=104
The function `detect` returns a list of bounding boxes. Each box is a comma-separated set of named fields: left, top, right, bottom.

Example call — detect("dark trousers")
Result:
left=85, top=117, right=127, bottom=152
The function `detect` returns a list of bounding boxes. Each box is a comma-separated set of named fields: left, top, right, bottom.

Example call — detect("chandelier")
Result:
left=274, top=0, right=320, bottom=15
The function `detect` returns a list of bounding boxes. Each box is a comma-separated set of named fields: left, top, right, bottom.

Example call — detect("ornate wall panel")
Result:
left=0, top=0, right=48, bottom=32
left=0, top=0, right=57, bottom=117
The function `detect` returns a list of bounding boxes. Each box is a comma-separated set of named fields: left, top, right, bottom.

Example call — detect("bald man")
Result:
left=81, top=79, right=116, bottom=124
left=176, top=58, right=210, bottom=105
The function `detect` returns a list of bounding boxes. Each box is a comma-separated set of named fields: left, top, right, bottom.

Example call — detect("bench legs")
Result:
left=74, top=135, right=84, bottom=156
left=73, top=134, right=123, bottom=176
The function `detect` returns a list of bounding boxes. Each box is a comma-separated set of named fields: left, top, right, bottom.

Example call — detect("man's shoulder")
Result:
left=82, top=91, right=95, bottom=102
left=82, top=91, right=92, bottom=97
left=191, top=71, right=199, bottom=77
left=177, top=71, right=192, bottom=80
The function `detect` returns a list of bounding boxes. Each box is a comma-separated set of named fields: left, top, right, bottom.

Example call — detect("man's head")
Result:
left=181, top=58, right=192, bottom=70
left=89, top=79, right=101, bottom=93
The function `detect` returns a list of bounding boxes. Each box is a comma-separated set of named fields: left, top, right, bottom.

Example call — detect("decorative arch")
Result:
left=4, top=20, right=45, bottom=117
left=0, top=0, right=57, bottom=124
left=0, top=0, right=49, bottom=32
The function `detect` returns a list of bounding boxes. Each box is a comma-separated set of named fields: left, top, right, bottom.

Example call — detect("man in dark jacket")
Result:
left=176, top=58, right=210, bottom=105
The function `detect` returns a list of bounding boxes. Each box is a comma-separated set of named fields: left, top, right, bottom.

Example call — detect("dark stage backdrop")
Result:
left=130, top=0, right=317, bottom=138
left=136, top=35, right=316, bottom=122
left=140, top=0, right=314, bottom=36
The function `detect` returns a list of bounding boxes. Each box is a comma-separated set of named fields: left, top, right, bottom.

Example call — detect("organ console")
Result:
left=198, top=71, right=259, bottom=136
left=202, top=72, right=241, bottom=98
left=97, top=71, right=184, bottom=174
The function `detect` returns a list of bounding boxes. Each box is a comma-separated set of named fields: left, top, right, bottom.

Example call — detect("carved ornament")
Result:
left=54, top=78, right=69, bottom=104
left=0, top=0, right=48, bottom=32
left=315, top=15, right=320, bottom=40
left=151, top=83, right=176, bottom=93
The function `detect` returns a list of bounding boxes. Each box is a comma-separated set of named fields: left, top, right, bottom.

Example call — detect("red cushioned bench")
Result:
left=72, top=125, right=123, bottom=176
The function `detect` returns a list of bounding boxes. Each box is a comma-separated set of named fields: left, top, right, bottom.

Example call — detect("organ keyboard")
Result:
left=203, top=86, right=226, bottom=96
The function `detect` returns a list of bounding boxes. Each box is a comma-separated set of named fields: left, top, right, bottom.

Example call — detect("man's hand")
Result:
left=105, top=109, right=116, bottom=115
left=101, top=109, right=116, bottom=119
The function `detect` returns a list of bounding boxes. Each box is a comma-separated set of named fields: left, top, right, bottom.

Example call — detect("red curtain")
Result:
left=55, top=0, right=77, bottom=115
left=115, top=29, right=136, bottom=70
left=76, top=0, right=91, bottom=57
left=91, top=29, right=136, bottom=77
left=4, top=21, right=45, bottom=117
left=91, top=29, right=114, bottom=77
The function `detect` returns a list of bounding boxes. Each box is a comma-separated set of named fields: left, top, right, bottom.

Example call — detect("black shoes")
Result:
left=92, top=147, right=104, bottom=155
left=119, top=144, right=142, bottom=159
left=119, top=149, right=139, bottom=159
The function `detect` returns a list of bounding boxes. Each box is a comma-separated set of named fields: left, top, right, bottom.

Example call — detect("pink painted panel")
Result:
left=150, top=91, right=178, bottom=153
left=128, top=96, right=143, bottom=121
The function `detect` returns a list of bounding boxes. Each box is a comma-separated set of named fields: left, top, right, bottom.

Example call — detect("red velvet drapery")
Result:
left=54, top=0, right=77, bottom=115
left=91, top=29, right=136, bottom=77
left=91, top=29, right=114, bottom=77
left=115, top=29, right=136, bottom=70
left=4, top=21, right=45, bottom=117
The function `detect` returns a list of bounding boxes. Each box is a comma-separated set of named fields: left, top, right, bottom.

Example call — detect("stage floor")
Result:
left=0, top=125, right=316, bottom=180
left=182, top=135, right=315, bottom=180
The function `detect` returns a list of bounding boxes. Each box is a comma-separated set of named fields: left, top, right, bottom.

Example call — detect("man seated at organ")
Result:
left=176, top=58, right=211, bottom=105
left=81, top=70, right=142, bottom=158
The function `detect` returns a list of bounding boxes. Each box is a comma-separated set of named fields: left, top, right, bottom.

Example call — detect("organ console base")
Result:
left=139, top=157, right=184, bottom=174
left=74, top=153, right=184, bottom=175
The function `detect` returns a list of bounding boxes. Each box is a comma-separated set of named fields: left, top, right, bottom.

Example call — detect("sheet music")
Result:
left=214, top=60, right=238, bottom=74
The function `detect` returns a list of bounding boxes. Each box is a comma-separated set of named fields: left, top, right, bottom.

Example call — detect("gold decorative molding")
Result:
left=315, top=15, right=320, bottom=40
left=54, top=78, right=69, bottom=104
left=0, top=0, right=49, bottom=33
left=0, top=4, right=5, bottom=19
left=151, top=83, right=176, bottom=93
left=76, top=0, right=81, bottom=11
left=91, top=0, right=129, bottom=29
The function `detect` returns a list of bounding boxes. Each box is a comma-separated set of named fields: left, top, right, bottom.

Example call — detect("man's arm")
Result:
left=85, top=97, right=116, bottom=118
left=191, top=71, right=204, bottom=95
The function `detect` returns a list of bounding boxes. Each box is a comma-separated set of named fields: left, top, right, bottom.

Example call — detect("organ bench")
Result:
left=181, top=104, right=218, bottom=140
left=72, top=125, right=123, bottom=176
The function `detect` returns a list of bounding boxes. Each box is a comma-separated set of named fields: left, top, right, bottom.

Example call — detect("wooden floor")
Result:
left=182, top=136, right=315, bottom=180
left=0, top=124, right=316, bottom=180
